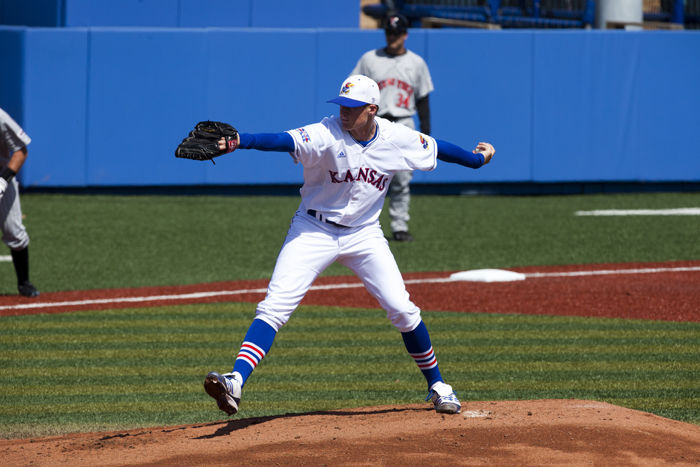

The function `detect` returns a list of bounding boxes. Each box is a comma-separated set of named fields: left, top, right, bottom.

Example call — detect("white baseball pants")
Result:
left=255, top=210, right=422, bottom=333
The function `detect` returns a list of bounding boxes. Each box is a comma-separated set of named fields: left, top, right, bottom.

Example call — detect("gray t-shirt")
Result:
left=351, top=48, right=434, bottom=119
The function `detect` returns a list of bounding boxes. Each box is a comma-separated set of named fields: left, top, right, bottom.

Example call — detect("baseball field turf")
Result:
left=1, top=191, right=698, bottom=438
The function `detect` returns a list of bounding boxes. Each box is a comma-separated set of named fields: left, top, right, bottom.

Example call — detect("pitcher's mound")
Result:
left=2, top=399, right=699, bottom=466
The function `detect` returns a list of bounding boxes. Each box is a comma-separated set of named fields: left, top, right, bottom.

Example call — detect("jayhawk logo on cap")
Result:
left=340, top=82, right=354, bottom=95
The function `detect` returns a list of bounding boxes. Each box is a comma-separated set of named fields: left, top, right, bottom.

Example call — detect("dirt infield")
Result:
left=1, top=260, right=699, bottom=321
left=1, top=260, right=699, bottom=465
left=2, top=400, right=699, bottom=466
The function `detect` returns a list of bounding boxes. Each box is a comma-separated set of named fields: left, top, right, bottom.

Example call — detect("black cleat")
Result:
left=393, top=231, right=414, bottom=242
left=18, top=281, right=40, bottom=298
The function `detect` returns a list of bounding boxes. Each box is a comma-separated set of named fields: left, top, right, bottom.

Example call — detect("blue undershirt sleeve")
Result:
left=436, top=139, right=484, bottom=168
left=238, top=132, right=295, bottom=152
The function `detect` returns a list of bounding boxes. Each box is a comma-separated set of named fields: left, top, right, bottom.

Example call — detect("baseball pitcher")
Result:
left=176, top=75, right=494, bottom=417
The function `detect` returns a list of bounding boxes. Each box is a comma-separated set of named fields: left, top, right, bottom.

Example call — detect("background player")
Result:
left=0, top=107, right=39, bottom=297
left=350, top=13, right=434, bottom=242
left=201, top=75, right=494, bottom=417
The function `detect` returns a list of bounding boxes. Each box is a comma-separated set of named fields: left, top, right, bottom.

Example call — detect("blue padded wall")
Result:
left=423, top=30, right=534, bottom=183
left=0, top=27, right=24, bottom=123
left=179, top=0, right=250, bottom=28
left=65, top=0, right=179, bottom=27
left=636, top=33, right=700, bottom=181
left=532, top=32, right=644, bottom=182
left=200, top=29, right=319, bottom=186
left=87, top=28, right=209, bottom=185
left=19, top=28, right=89, bottom=186
left=3, top=27, right=700, bottom=187
left=249, top=0, right=360, bottom=28
left=0, top=0, right=360, bottom=28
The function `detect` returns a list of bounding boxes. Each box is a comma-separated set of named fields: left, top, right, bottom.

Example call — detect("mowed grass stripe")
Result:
left=3, top=304, right=695, bottom=332
left=3, top=309, right=695, bottom=333
left=3, top=390, right=696, bottom=429
left=1, top=368, right=696, bottom=397
left=3, top=337, right=697, bottom=357
left=3, top=343, right=699, bottom=362
left=2, top=377, right=697, bottom=404
left=3, top=392, right=696, bottom=420
left=0, top=305, right=259, bottom=325
left=1, top=303, right=698, bottom=438
left=3, top=358, right=698, bottom=375
left=6, top=388, right=694, bottom=413
left=2, top=324, right=696, bottom=345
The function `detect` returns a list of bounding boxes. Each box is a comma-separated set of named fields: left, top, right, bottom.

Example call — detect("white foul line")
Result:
left=0, top=287, right=268, bottom=311
left=575, top=208, right=700, bottom=216
left=522, top=266, right=700, bottom=278
left=1, top=266, right=698, bottom=312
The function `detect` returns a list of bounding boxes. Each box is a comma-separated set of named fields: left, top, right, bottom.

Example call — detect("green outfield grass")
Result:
left=2, top=191, right=699, bottom=293
left=1, top=303, right=698, bottom=438
left=0, top=191, right=699, bottom=438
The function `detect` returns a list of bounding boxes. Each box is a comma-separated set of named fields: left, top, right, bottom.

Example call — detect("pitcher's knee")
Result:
left=254, top=304, right=292, bottom=332
left=388, top=308, right=422, bottom=333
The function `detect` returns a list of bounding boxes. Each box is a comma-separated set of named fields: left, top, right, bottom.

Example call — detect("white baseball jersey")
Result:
left=286, top=115, right=437, bottom=227
left=351, top=49, right=434, bottom=118
left=0, top=108, right=31, bottom=165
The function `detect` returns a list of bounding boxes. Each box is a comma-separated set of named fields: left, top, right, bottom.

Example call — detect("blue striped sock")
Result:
left=232, top=318, right=277, bottom=387
left=401, top=320, right=443, bottom=389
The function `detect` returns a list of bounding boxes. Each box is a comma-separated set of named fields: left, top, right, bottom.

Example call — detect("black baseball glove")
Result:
left=175, top=121, right=239, bottom=162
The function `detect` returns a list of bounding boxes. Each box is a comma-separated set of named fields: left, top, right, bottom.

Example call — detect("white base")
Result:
left=449, top=269, right=526, bottom=283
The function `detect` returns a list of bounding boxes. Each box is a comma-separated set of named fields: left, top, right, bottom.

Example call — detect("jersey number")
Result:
left=396, top=93, right=410, bottom=109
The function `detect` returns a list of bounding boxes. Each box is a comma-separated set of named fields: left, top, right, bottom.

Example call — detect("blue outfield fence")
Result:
left=0, top=27, right=699, bottom=187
